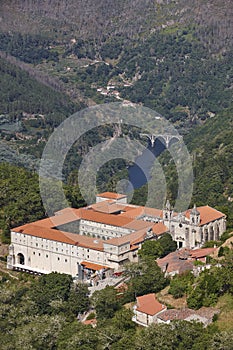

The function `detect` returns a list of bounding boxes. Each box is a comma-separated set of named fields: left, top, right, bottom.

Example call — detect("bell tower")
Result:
left=190, top=204, right=200, bottom=226
left=163, top=199, right=173, bottom=221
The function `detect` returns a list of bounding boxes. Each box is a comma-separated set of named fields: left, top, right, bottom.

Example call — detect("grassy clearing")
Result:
left=156, top=286, right=187, bottom=309
left=216, top=294, right=233, bottom=331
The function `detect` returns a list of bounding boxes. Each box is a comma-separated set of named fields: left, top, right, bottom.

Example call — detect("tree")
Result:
left=159, top=233, right=177, bottom=257
left=169, top=271, right=194, bottom=299
left=138, top=240, right=164, bottom=259
left=91, top=286, right=121, bottom=320
left=31, top=272, right=73, bottom=315
left=66, top=282, right=90, bottom=316
left=124, top=258, right=168, bottom=301
left=111, top=308, right=136, bottom=332
left=11, top=315, right=65, bottom=350
left=208, top=331, right=233, bottom=350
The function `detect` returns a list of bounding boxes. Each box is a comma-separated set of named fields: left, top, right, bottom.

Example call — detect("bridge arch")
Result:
left=140, top=133, right=182, bottom=148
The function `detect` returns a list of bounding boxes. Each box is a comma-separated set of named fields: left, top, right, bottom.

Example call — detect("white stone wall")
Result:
left=9, top=231, right=138, bottom=276
left=9, top=231, right=110, bottom=277
left=79, top=219, right=131, bottom=240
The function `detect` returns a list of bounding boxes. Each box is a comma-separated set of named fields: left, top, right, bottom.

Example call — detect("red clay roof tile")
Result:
left=136, top=293, right=166, bottom=316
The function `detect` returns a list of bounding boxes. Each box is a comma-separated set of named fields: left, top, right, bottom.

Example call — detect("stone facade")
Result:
left=162, top=201, right=226, bottom=249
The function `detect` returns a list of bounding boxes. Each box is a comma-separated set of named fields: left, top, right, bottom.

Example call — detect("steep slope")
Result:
left=1, top=0, right=232, bottom=52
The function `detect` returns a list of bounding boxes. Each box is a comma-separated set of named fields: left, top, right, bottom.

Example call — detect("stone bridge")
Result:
left=139, top=133, right=182, bottom=148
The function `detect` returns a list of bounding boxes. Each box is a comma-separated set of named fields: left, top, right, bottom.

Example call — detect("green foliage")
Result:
left=111, top=308, right=136, bottom=332
left=159, top=233, right=177, bottom=257
left=0, top=267, right=232, bottom=350
left=138, top=240, right=164, bottom=259
left=66, top=282, right=90, bottom=317
left=218, top=246, right=225, bottom=257
left=0, top=163, right=45, bottom=229
left=86, top=312, right=96, bottom=320
left=91, top=286, right=121, bottom=320
left=31, top=272, right=73, bottom=315
left=202, top=241, right=220, bottom=248
left=220, top=231, right=233, bottom=243
left=0, top=57, right=77, bottom=123
left=0, top=32, right=59, bottom=64
left=169, top=272, right=194, bottom=299
left=187, top=257, right=233, bottom=309
left=134, top=321, right=207, bottom=350
left=208, top=330, right=233, bottom=350
left=120, top=32, right=233, bottom=123
left=124, top=258, right=168, bottom=301
left=138, top=234, right=177, bottom=260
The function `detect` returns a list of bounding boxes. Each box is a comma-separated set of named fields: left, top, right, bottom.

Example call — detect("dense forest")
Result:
left=0, top=0, right=232, bottom=226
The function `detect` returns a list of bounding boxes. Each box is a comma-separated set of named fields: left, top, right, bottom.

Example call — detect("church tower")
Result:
left=163, top=199, right=173, bottom=221
left=190, top=204, right=200, bottom=226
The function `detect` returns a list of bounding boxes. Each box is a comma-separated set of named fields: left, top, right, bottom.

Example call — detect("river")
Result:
left=127, top=138, right=166, bottom=191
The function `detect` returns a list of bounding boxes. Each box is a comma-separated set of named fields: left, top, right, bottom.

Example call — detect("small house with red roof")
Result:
left=133, top=293, right=167, bottom=326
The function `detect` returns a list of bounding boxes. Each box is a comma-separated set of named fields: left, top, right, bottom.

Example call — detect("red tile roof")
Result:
left=136, top=293, right=166, bottom=316
left=89, top=202, right=124, bottom=214
left=152, top=222, right=168, bottom=235
left=184, top=206, right=225, bottom=226
left=97, top=192, right=127, bottom=199
left=157, top=307, right=219, bottom=322
left=83, top=318, right=97, bottom=326
left=157, top=308, right=195, bottom=321
left=13, top=224, right=77, bottom=245
left=190, top=247, right=217, bottom=259
left=81, top=261, right=109, bottom=270
left=120, top=206, right=163, bottom=219
left=124, top=220, right=153, bottom=231
left=32, top=209, right=81, bottom=228
left=13, top=224, right=104, bottom=251
left=157, top=250, right=194, bottom=274
left=105, top=228, right=148, bottom=246
left=79, top=208, right=134, bottom=228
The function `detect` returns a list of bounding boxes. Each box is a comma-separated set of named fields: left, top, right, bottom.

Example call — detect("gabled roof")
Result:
left=96, top=192, right=127, bottom=199
left=13, top=224, right=104, bottom=251
left=120, top=206, right=163, bottom=219
left=157, top=307, right=219, bottom=322
left=13, top=224, right=77, bottom=245
left=152, top=222, right=168, bottom=236
left=81, top=261, right=109, bottom=270
left=190, top=247, right=217, bottom=259
left=184, top=206, right=225, bottom=226
left=79, top=208, right=134, bottom=228
left=105, top=228, right=149, bottom=246
left=136, top=293, right=166, bottom=316
left=157, top=250, right=194, bottom=274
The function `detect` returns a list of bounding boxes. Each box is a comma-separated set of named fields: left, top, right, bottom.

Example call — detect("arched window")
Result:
left=17, top=253, right=25, bottom=265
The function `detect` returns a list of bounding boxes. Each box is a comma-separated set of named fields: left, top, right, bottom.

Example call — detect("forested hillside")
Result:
left=0, top=0, right=232, bottom=225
